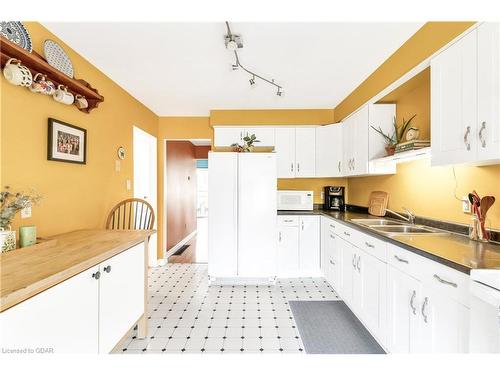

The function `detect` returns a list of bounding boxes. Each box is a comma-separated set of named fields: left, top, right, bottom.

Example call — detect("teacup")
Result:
left=53, top=85, right=74, bottom=105
left=3, top=58, right=33, bottom=87
left=30, top=73, right=56, bottom=95
left=74, top=94, right=88, bottom=109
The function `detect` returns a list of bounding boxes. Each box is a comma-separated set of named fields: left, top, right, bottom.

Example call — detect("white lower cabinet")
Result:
left=277, top=225, right=300, bottom=277
left=0, top=243, right=145, bottom=354
left=277, top=215, right=320, bottom=277
left=0, top=266, right=100, bottom=353
left=98, top=243, right=145, bottom=353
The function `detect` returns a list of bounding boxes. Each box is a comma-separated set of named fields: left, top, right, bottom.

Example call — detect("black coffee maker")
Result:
left=324, top=186, right=345, bottom=211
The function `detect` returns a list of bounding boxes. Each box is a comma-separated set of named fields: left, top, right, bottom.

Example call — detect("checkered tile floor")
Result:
left=114, top=263, right=339, bottom=354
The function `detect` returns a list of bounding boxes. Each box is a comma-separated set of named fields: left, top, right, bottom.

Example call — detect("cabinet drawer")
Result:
left=357, top=233, right=387, bottom=263
left=388, top=243, right=425, bottom=277
left=277, top=216, right=299, bottom=226
left=336, top=222, right=356, bottom=242
left=419, top=259, right=471, bottom=307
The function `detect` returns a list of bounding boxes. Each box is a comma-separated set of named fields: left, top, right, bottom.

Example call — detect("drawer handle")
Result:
left=365, top=241, right=375, bottom=248
left=330, top=224, right=335, bottom=229
left=278, top=232, right=282, bottom=242
left=352, top=254, right=356, bottom=269
left=433, top=274, right=457, bottom=288
left=356, top=256, right=361, bottom=272
left=421, top=297, right=429, bottom=323
left=410, top=290, right=417, bottom=315
left=394, top=255, right=409, bottom=264
left=330, top=234, right=335, bottom=239
left=344, top=231, right=350, bottom=236
left=103, top=265, right=112, bottom=273
left=329, top=260, right=335, bottom=265
left=283, top=219, right=293, bottom=223
left=92, top=271, right=101, bottom=280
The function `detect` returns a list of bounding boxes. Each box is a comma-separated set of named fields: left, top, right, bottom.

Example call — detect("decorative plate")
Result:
left=43, top=39, right=74, bottom=78
left=0, top=22, right=32, bottom=52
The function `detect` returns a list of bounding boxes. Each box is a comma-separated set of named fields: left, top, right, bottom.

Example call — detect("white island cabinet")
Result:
left=0, top=234, right=149, bottom=354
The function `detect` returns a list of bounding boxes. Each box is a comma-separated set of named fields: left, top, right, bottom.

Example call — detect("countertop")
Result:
left=278, top=209, right=500, bottom=274
left=0, top=229, right=154, bottom=312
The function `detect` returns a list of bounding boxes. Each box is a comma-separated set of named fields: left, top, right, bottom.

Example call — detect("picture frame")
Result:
left=47, top=118, right=87, bottom=164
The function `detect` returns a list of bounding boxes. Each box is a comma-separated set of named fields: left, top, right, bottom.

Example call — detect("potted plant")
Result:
left=231, top=133, right=260, bottom=152
left=0, top=186, right=41, bottom=252
left=371, top=114, right=417, bottom=156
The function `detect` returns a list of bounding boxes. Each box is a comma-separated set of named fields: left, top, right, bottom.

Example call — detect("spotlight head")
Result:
left=249, top=76, right=255, bottom=86
left=276, top=88, right=284, bottom=97
left=231, top=64, right=239, bottom=71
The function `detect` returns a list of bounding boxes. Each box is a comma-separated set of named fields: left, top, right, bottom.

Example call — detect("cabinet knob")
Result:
left=103, top=265, right=112, bottom=273
left=92, top=271, right=101, bottom=280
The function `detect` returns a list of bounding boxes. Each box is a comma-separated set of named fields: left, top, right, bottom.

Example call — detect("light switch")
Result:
left=21, top=206, right=32, bottom=219
left=126, top=179, right=132, bottom=190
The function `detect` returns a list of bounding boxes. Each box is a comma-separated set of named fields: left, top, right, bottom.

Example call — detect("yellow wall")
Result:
left=1, top=23, right=158, bottom=238
left=211, top=109, right=335, bottom=125
left=334, top=22, right=475, bottom=122
left=349, top=161, right=500, bottom=229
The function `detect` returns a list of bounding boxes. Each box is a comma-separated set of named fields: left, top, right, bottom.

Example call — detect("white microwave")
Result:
left=277, top=190, right=314, bottom=211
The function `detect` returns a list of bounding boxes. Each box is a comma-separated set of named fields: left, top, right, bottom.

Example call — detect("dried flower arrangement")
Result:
left=0, top=186, right=41, bottom=230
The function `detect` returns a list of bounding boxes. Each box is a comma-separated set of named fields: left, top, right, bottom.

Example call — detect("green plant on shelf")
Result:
left=370, top=114, right=417, bottom=146
left=231, top=133, right=261, bottom=152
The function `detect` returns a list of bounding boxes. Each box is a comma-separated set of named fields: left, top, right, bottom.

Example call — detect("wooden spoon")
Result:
left=480, top=196, right=495, bottom=219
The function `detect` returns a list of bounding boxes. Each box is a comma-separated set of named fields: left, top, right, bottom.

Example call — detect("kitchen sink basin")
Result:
left=350, top=218, right=404, bottom=226
left=369, top=225, right=445, bottom=235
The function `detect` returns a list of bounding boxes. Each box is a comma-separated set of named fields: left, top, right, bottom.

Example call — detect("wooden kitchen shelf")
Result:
left=0, top=36, right=104, bottom=113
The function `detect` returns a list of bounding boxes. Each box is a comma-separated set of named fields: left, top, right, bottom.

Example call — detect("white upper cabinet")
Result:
left=431, top=29, right=478, bottom=166
left=316, top=123, right=343, bottom=177
left=431, top=22, right=500, bottom=166
left=214, top=127, right=244, bottom=147
left=342, top=104, right=396, bottom=176
left=477, top=22, right=500, bottom=163
left=213, top=126, right=275, bottom=147
left=275, top=127, right=296, bottom=178
left=295, top=128, right=316, bottom=177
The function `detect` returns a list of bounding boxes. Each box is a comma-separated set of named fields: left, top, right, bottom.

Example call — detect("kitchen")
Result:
left=1, top=3, right=500, bottom=373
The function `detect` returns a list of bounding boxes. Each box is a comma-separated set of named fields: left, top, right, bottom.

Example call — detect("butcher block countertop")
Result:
left=0, top=229, right=154, bottom=312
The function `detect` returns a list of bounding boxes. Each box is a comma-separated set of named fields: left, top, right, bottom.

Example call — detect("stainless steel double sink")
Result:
left=349, top=218, right=447, bottom=236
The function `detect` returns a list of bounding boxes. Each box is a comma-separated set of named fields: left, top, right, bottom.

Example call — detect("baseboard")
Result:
left=165, top=230, right=197, bottom=259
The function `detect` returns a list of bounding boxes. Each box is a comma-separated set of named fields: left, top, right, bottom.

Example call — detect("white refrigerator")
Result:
left=208, top=152, right=277, bottom=280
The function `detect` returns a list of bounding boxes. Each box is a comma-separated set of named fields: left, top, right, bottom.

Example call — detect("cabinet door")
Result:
left=316, top=123, right=343, bottom=177
left=326, top=231, right=341, bottom=292
left=416, top=287, right=470, bottom=353
left=298, top=216, right=320, bottom=275
left=277, top=226, right=300, bottom=277
left=295, top=128, right=316, bottom=177
left=477, top=22, right=500, bottom=162
left=320, top=217, right=330, bottom=277
left=342, top=116, right=354, bottom=176
left=275, top=127, right=296, bottom=178
left=339, top=239, right=355, bottom=304
left=244, top=127, right=276, bottom=146
left=352, top=106, right=369, bottom=175
left=357, top=250, right=388, bottom=344
left=214, top=127, right=244, bottom=147
left=99, top=243, right=145, bottom=353
left=0, top=266, right=99, bottom=353
left=431, top=30, right=478, bottom=166
left=387, top=266, right=421, bottom=353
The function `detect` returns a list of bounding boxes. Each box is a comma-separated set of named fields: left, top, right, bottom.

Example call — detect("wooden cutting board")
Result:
left=368, top=191, right=389, bottom=216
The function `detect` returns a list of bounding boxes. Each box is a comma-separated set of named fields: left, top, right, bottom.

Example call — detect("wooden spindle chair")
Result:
left=106, top=198, right=155, bottom=230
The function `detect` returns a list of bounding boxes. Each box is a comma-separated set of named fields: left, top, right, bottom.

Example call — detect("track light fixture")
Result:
left=225, top=21, right=284, bottom=96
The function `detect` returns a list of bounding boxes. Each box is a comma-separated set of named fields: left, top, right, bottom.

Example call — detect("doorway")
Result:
left=133, top=126, right=158, bottom=267
left=165, top=139, right=210, bottom=264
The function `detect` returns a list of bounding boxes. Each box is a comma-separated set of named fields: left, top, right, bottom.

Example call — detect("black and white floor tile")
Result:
left=114, top=263, right=339, bottom=354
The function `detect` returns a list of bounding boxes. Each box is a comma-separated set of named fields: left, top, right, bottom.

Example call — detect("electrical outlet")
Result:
left=115, top=160, right=121, bottom=172
left=21, top=206, right=32, bottom=219
left=320, top=191, right=325, bottom=200
left=462, top=196, right=471, bottom=213
left=126, top=179, right=132, bottom=190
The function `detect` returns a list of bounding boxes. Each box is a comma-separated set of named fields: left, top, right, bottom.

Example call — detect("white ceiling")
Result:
left=43, top=22, right=424, bottom=116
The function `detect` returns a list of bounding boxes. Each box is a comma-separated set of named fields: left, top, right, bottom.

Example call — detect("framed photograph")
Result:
left=47, top=118, right=87, bottom=164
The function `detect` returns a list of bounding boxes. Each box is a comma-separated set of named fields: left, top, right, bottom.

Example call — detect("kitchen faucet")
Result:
left=386, top=207, right=416, bottom=224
